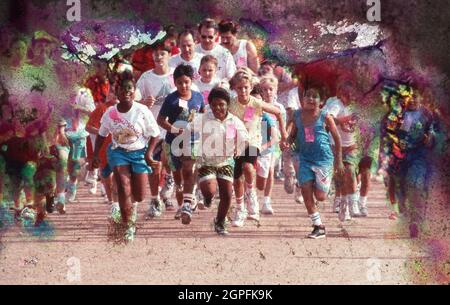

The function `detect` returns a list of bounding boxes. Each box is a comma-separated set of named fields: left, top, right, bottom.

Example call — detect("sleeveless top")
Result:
left=294, top=109, right=334, bottom=166
left=233, top=40, right=248, bottom=69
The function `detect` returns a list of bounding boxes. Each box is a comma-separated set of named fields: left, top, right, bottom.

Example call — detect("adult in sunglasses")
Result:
left=195, top=18, right=236, bottom=81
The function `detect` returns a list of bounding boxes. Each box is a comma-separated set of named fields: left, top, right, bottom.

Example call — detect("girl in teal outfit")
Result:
left=287, top=88, right=344, bottom=239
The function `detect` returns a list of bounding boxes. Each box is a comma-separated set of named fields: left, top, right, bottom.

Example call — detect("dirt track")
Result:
left=0, top=180, right=429, bottom=284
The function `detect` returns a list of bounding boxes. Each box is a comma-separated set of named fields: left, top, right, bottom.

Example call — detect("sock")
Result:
left=183, top=194, right=194, bottom=206
left=310, top=212, right=322, bottom=226
left=245, top=182, right=253, bottom=190
left=347, top=193, right=357, bottom=203
left=236, top=196, right=244, bottom=210
left=264, top=196, right=271, bottom=205
left=334, top=196, right=341, bottom=202
left=359, top=196, right=367, bottom=206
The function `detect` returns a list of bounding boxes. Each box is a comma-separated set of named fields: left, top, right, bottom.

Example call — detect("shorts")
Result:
left=198, top=164, right=234, bottom=183
left=256, top=152, right=276, bottom=179
left=234, top=146, right=260, bottom=179
left=5, top=160, right=36, bottom=187
left=298, top=162, right=333, bottom=194
left=358, top=156, right=374, bottom=173
left=342, top=148, right=360, bottom=168
left=101, top=163, right=113, bottom=179
left=107, top=145, right=152, bottom=174
left=164, top=141, right=197, bottom=172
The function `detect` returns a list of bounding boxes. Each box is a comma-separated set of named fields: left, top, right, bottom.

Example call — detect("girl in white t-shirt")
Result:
left=93, top=73, right=160, bottom=243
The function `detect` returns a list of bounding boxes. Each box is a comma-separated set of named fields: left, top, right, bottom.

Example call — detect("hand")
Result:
left=335, top=161, right=345, bottom=177
left=279, top=140, right=290, bottom=151
left=144, top=96, right=156, bottom=108
left=145, top=153, right=160, bottom=169
left=92, top=156, right=101, bottom=169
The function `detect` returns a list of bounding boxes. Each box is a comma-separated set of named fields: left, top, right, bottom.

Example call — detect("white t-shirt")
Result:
left=136, top=68, right=176, bottom=138
left=187, top=110, right=248, bottom=167
left=195, top=44, right=236, bottom=81
left=323, top=96, right=356, bottom=147
left=193, top=77, right=231, bottom=105
left=99, top=102, right=160, bottom=151
left=169, top=53, right=202, bottom=81
left=285, top=87, right=301, bottom=110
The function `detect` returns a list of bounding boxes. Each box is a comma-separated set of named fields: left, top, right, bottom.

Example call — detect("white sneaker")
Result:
left=345, top=208, right=352, bottom=221
left=333, top=197, right=341, bottom=213
left=231, top=208, right=247, bottom=227
left=350, top=199, right=361, bottom=217
left=85, top=170, right=98, bottom=185
left=295, top=185, right=303, bottom=204
left=261, top=200, right=274, bottom=215
left=359, top=201, right=368, bottom=217
left=246, top=189, right=259, bottom=220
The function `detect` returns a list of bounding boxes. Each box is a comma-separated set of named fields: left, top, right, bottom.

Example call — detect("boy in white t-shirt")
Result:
left=136, top=41, right=177, bottom=214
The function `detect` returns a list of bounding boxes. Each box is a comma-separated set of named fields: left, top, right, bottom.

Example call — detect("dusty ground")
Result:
left=0, top=180, right=430, bottom=284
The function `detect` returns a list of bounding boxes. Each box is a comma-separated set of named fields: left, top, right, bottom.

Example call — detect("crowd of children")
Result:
left=0, top=18, right=439, bottom=243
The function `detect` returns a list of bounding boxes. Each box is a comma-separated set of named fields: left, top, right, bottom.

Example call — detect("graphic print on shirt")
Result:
left=108, top=108, right=141, bottom=145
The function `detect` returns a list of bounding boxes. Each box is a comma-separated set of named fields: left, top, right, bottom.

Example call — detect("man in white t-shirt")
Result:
left=195, top=18, right=237, bottom=81
left=169, top=29, right=202, bottom=81
left=218, top=19, right=260, bottom=74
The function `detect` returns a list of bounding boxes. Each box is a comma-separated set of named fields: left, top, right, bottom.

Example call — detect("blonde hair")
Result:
left=230, top=67, right=258, bottom=89
left=259, top=74, right=278, bottom=88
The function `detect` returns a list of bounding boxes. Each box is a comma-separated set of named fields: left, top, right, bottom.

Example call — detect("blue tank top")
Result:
left=294, top=109, right=334, bottom=166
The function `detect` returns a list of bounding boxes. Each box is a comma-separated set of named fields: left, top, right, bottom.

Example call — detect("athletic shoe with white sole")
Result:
left=307, top=225, right=326, bottom=239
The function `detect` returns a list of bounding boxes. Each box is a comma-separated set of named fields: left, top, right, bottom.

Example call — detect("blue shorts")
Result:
left=107, top=145, right=152, bottom=174
left=298, top=162, right=333, bottom=194
left=101, top=163, right=113, bottom=178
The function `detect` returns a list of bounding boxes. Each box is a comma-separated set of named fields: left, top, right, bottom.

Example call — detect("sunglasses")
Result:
left=201, top=35, right=214, bottom=40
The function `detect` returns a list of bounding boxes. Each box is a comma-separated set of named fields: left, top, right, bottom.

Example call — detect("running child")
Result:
left=93, top=72, right=160, bottom=243
left=157, top=64, right=205, bottom=225
left=228, top=69, right=288, bottom=227
left=287, top=87, right=344, bottom=239
left=186, top=87, right=248, bottom=234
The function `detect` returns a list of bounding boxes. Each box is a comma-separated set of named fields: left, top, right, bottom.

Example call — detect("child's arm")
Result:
left=157, top=114, right=183, bottom=135
left=260, top=103, right=288, bottom=142
left=145, top=136, right=160, bottom=169
left=325, top=114, right=344, bottom=176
